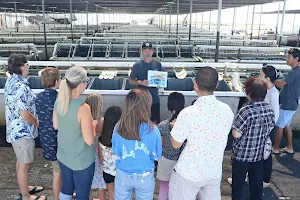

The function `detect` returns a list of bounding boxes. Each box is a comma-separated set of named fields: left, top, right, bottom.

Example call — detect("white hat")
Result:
left=174, top=68, right=187, bottom=79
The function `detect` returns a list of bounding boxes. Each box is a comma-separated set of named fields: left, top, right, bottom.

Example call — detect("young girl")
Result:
left=258, top=65, right=280, bottom=187
left=112, top=89, right=162, bottom=200
left=99, top=106, right=122, bottom=200
left=85, top=94, right=107, bottom=200
left=156, top=92, right=185, bottom=200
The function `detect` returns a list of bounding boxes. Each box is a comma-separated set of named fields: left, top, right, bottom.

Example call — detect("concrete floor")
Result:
left=1, top=147, right=300, bottom=200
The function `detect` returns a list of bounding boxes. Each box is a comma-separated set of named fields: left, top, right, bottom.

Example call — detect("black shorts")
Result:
left=103, top=171, right=115, bottom=184
left=151, top=102, right=160, bottom=124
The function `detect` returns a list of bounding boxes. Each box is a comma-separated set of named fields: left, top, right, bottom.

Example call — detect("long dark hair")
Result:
left=99, top=106, right=122, bottom=147
left=167, top=92, right=185, bottom=121
left=117, top=89, right=153, bottom=141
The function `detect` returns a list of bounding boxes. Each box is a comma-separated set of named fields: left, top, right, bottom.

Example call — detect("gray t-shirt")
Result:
left=130, top=59, right=163, bottom=104
left=279, top=66, right=300, bottom=111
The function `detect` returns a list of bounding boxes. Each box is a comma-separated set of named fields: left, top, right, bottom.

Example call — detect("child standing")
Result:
left=112, top=89, right=162, bottom=200
left=99, top=106, right=122, bottom=200
left=35, top=67, right=61, bottom=200
left=157, top=92, right=185, bottom=200
left=85, top=94, right=107, bottom=200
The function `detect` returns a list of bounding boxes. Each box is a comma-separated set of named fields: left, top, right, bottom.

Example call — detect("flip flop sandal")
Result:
left=281, top=148, right=295, bottom=154
left=29, top=186, right=44, bottom=195
left=16, top=194, right=47, bottom=200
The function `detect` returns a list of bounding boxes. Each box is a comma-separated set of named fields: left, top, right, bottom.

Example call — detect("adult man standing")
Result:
left=129, top=42, right=163, bottom=124
left=168, top=67, right=234, bottom=200
left=273, top=48, right=300, bottom=154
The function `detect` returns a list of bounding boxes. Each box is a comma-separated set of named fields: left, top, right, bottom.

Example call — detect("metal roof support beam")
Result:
left=258, top=5, right=262, bottom=39
left=86, top=2, right=89, bottom=36
left=215, top=0, right=222, bottom=62
left=70, top=0, right=74, bottom=41
left=164, top=8, right=167, bottom=31
left=42, top=0, right=48, bottom=60
left=4, top=8, right=7, bottom=29
left=232, top=7, right=236, bottom=35
left=275, top=1, right=281, bottom=39
left=209, top=11, right=211, bottom=31
left=64, top=9, right=67, bottom=28
left=279, top=0, right=286, bottom=47
left=169, top=4, right=172, bottom=34
left=250, top=5, right=255, bottom=40
left=245, top=6, right=249, bottom=33
left=201, top=12, right=203, bottom=29
left=195, top=12, right=197, bottom=28
left=176, top=0, right=179, bottom=40
left=96, top=6, right=99, bottom=32
left=188, top=0, right=193, bottom=42
left=292, top=13, right=295, bottom=34
left=14, top=2, right=18, bottom=32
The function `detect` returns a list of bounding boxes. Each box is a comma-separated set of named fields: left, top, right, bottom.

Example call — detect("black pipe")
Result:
left=42, top=0, right=48, bottom=60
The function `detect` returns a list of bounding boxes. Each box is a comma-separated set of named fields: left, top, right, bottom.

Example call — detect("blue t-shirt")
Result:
left=112, top=123, right=162, bottom=174
left=130, top=59, right=163, bottom=104
left=35, top=89, right=58, bottom=161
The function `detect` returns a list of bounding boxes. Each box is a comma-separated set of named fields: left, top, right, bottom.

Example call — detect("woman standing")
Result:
left=258, top=65, right=280, bottom=187
left=231, top=77, right=275, bottom=200
left=5, top=54, right=45, bottom=200
left=53, top=66, right=96, bottom=200
left=112, top=89, right=162, bottom=200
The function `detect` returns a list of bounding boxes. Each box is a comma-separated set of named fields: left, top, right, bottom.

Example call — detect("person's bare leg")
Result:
left=17, top=162, right=31, bottom=200
left=106, top=183, right=114, bottom=200
left=53, top=171, right=62, bottom=200
left=273, top=126, right=283, bottom=152
left=283, top=126, right=294, bottom=153
left=97, top=189, right=106, bottom=200
left=89, top=190, right=94, bottom=200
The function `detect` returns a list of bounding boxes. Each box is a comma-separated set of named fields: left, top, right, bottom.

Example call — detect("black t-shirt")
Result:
left=130, top=59, right=163, bottom=104
left=279, top=66, right=300, bottom=111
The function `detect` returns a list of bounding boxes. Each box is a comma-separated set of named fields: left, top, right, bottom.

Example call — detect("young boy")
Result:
left=35, top=67, right=61, bottom=200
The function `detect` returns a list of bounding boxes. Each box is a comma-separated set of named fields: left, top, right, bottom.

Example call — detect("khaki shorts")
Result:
left=12, top=138, right=35, bottom=164
left=51, top=160, right=61, bottom=173
left=156, top=156, right=177, bottom=181
left=169, top=171, right=221, bottom=200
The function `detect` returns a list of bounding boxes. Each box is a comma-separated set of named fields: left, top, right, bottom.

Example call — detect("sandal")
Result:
left=281, top=147, right=294, bottom=154
left=16, top=194, right=47, bottom=200
left=29, top=186, right=44, bottom=195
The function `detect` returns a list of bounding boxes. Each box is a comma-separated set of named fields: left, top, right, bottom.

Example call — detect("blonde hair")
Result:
left=85, top=93, right=103, bottom=120
left=56, top=66, right=88, bottom=116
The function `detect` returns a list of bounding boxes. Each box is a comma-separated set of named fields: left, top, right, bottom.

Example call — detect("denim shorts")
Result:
left=276, top=109, right=297, bottom=128
left=114, top=169, right=155, bottom=200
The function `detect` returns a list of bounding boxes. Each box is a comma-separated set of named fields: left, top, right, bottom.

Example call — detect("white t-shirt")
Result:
left=171, top=95, right=234, bottom=182
left=265, top=86, right=280, bottom=123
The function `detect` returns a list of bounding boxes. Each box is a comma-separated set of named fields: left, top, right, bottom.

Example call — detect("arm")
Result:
left=129, top=63, right=148, bottom=86
left=270, top=93, right=280, bottom=123
left=98, top=143, right=104, bottom=162
left=20, top=111, right=39, bottom=128
left=274, top=79, right=287, bottom=88
left=170, top=110, right=190, bottom=149
left=78, top=103, right=95, bottom=146
left=232, top=129, right=242, bottom=139
left=96, top=118, right=104, bottom=135
left=154, top=127, right=162, bottom=161
left=52, top=110, right=58, bottom=130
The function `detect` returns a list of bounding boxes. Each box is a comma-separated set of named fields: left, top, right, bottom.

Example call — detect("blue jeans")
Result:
left=115, top=169, right=155, bottom=200
left=58, top=161, right=95, bottom=200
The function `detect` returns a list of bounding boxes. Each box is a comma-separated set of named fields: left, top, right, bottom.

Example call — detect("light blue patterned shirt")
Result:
left=112, top=123, right=162, bottom=174
left=5, top=74, right=38, bottom=143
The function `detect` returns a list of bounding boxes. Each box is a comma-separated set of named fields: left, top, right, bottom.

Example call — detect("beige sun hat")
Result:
left=174, top=68, right=187, bottom=79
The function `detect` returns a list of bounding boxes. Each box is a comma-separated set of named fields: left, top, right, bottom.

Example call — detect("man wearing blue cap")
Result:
left=273, top=48, right=300, bottom=154
left=129, top=42, right=163, bottom=124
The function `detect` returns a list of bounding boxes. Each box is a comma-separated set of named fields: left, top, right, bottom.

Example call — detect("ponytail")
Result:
left=56, top=78, right=71, bottom=116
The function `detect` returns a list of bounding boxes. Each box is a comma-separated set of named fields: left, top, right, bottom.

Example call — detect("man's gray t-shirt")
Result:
left=279, top=66, right=300, bottom=111
left=130, top=59, right=163, bottom=104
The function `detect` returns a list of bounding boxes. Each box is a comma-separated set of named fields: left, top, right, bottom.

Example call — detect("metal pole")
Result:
left=258, top=5, right=262, bottom=39
left=275, top=1, right=281, bottom=38
left=169, top=4, right=172, bottom=33
left=232, top=7, right=236, bottom=35
left=195, top=12, right=197, bottom=28
left=201, top=12, right=203, bottom=29
left=250, top=5, right=255, bottom=40
left=52, top=8, right=56, bottom=29
left=209, top=11, right=211, bottom=31
left=64, top=9, right=67, bottom=28
left=42, top=0, right=48, bottom=60
left=69, top=0, right=73, bottom=41
left=96, top=6, right=99, bottom=32
left=292, top=13, right=295, bottom=34
left=297, top=27, right=300, bottom=47
left=164, top=9, right=167, bottom=31
left=245, top=6, right=249, bottom=33
left=14, top=2, right=18, bottom=32
left=176, top=0, right=179, bottom=39
left=86, top=2, right=89, bottom=35
left=188, top=0, right=193, bottom=42
left=4, top=8, right=7, bottom=29
left=279, top=0, right=286, bottom=46
left=215, top=0, right=222, bottom=62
